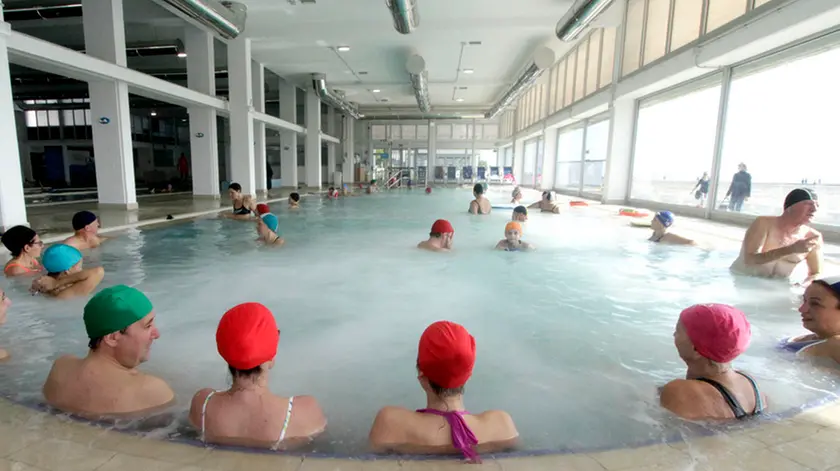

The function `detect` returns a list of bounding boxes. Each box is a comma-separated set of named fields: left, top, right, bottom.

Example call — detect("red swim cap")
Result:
left=216, top=303, right=279, bottom=370
left=680, top=304, right=751, bottom=363
left=418, top=321, right=476, bottom=389
left=256, top=204, right=270, bottom=215
left=425, top=187, right=432, bottom=194
left=430, top=219, right=454, bottom=234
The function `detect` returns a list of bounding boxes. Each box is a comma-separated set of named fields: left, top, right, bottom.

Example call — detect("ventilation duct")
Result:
left=406, top=54, right=431, bottom=112
left=386, top=0, right=419, bottom=34
left=555, top=0, right=616, bottom=41
left=312, top=74, right=363, bottom=120
left=484, top=47, right=555, bottom=120
left=360, top=112, right=484, bottom=121
left=3, top=3, right=83, bottom=21
left=151, top=0, right=247, bottom=39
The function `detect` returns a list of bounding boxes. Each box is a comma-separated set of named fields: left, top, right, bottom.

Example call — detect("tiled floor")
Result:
left=0, top=398, right=838, bottom=471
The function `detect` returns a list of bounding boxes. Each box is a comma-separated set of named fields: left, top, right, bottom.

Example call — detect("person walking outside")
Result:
left=690, top=172, right=710, bottom=208
left=725, top=163, right=752, bottom=212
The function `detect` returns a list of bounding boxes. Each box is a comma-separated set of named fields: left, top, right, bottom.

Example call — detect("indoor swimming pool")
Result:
left=0, top=188, right=837, bottom=456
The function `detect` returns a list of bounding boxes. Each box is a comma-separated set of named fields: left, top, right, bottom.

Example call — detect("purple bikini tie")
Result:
left=416, top=408, right=480, bottom=462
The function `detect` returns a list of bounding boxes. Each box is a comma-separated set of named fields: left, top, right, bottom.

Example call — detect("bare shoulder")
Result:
left=660, top=379, right=707, bottom=419
left=189, top=388, right=215, bottom=426
left=137, top=373, right=175, bottom=408
left=475, top=409, right=518, bottom=440
left=292, top=395, right=326, bottom=422
left=369, top=405, right=412, bottom=448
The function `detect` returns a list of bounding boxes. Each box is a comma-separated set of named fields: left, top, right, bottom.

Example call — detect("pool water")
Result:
left=0, top=188, right=838, bottom=455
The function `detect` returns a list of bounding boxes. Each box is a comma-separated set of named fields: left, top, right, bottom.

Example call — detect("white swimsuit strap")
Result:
left=272, top=396, right=294, bottom=450
left=200, top=390, right=216, bottom=443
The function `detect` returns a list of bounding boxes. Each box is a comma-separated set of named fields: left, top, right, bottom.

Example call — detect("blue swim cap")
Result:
left=817, top=276, right=840, bottom=298
left=261, top=213, right=279, bottom=233
left=655, top=211, right=675, bottom=228
left=42, top=244, right=83, bottom=273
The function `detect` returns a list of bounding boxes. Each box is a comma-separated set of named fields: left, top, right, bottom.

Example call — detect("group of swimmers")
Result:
left=0, top=182, right=837, bottom=461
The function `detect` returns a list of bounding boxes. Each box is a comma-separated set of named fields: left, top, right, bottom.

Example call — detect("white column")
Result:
left=278, top=81, right=298, bottom=189
left=227, top=37, right=255, bottom=195
left=82, top=0, right=137, bottom=209
left=602, top=99, right=635, bottom=204
left=470, top=120, right=478, bottom=183
left=342, top=117, right=355, bottom=184
left=304, top=90, right=321, bottom=189
left=427, top=121, right=437, bottom=186
left=513, top=137, right=525, bottom=184
left=252, top=61, right=267, bottom=194
left=186, top=27, right=219, bottom=198
left=541, top=127, right=558, bottom=190
left=0, top=13, right=27, bottom=230
left=326, top=106, right=336, bottom=184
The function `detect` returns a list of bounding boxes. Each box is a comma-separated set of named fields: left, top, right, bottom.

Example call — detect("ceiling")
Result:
left=3, top=0, right=589, bottom=115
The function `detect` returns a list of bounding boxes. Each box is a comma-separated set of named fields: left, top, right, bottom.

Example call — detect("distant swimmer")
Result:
left=2, top=225, right=44, bottom=277
left=224, top=183, right=255, bottom=220
left=288, top=192, right=301, bottom=209
left=257, top=213, right=285, bottom=247
left=730, top=188, right=822, bottom=284
left=510, top=187, right=523, bottom=204
left=660, top=304, right=766, bottom=421
left=779, top=277, right=840, bottom=365
left=512, top=206, right=528, bottom=222
left=31, top=244, right=104, bottom=300
left=43, top=285, right=174, bottom=418
left=649, top=211, right=695, bottom=245
left=418, top=220, right=454, bottom=252
left=63, top=211, right=108, bottom=250
left=469, top=183, right=491, bottom=215
left=367, top=179, right=379, bottom=194
left=495, top=222, right=533, bottom=252
left=528, top=191, right=560, bottom=213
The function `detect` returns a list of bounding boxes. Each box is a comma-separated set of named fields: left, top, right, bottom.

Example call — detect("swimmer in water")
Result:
left=512, top=206, right=528, bottom=222
left=43, top=285, right=174, bottom=418
left=469, top=183, right=491, bottom=215
left=223, top=183, right=255, bottom=220
left=366, top=179, right=379, bottom=194
left=256, top=213, right=285, bottom=247
left=528, top=191, right=560, bottom=214
left=417, top=220, right=454, bottom=252
left=730, top=188, right=822, bottom=284
left=779, top=277, right=840, bottom=364
left=288, top=192, right=301, bottom=209
left=190, top=303, right=326, bottom=450
left=495, top=222, right=533, bottom=251
left=255, top=203, right=271, bottom=217
left=660, top=304, right=766, bottom=421
left=510, top=187, right=523, bottom=204
left=369, top=321, right=519, bottom=460
left=30, top=244, right=104, bottom=300
left=649, top=211, right=695, bottom=245
left=0, top=286, right=9, bottom=361
left=2, top=225, right=44, bottom=277
left=63, top=211, right=109, bottom=250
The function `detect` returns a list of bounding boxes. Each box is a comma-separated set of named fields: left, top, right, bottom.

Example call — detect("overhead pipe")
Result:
left=385, top=0, right=419, bottom=34
left=484, top=47, right=555, bottom=120
left=151, top=0, right=247, bottom=39
left=312, top=74, right=363, bottom=120
left=406, top=54, right=431, bottom=112
left=360, top=113, right=483, bottom=121
left=555, top=0, right=617, bottom=41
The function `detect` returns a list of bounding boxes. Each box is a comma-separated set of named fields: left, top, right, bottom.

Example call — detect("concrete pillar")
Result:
left=227, top=36, right=255, bottom=195
left=427, top=121, right=437, bottom=185
left=541, top=127, right=558, bottom=190
left=82, top=0, right=137, bottom=209
left=0, top=13, right=27, bottom=230
left=342, top=117, right=355, bottom=184
left=186, top=27, right=219, bottom=198
left=513, top=137, right=525, bottom=184
left=470, top=120, right=478, bottom=183
left=278, top=81, right=298, bottom=189
left=304, top=90, right=321, bottom=189
left=602, top=99, right=636, bottom=204
left=326, top=106, right=336, bottom=184
left=252, top=61, right=267, bottom=194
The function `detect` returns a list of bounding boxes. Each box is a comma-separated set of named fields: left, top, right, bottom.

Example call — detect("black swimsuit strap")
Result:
left=695, top=377, right=747, bottom=419
left=737, top=371, right=765, bottom=415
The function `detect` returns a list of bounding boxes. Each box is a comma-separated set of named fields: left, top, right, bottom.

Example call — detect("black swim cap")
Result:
left=473, top=183, right=484, bottom=194
left=784, top=188, right=817, bottom=210
left=1, top=225, right=37, bottom=256
left=72, top=210, right=97, bottom=231
left=513, top=205, right=528, bottom=215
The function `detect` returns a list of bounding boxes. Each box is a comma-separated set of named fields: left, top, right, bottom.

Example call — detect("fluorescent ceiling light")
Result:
left=150, top=111, right=157, bottom=116
left=372, top=89, right=381, bottom=93
left=177, top=52, right=187, bottom=58
left=462, top=69, right=474, bottom=74
left=455, top=98, right=465, bottom=102
left=337, top=46, right=351, bottom=52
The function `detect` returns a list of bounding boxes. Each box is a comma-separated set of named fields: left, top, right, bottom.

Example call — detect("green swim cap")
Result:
left=83, top=285, right=153, bottom=339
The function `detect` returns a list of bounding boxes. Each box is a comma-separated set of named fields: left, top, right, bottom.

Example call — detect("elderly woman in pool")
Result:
left=660, top=304, right=766, bottom=421
left=369, top=321, right=518, bottom=461
left=510, top=187, right=523, bottom=204
left=190, top=303, right=326, bottom=450
left=0, top=286, right=10, bottom=361
left=779, top=277, right=840, bottom=364
left=468, top=183, right=492, bottom=215
left=528, top=191, right=560, bottom=214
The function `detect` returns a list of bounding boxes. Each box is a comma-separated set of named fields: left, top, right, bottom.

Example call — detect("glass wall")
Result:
left=582, top=119, right=610, bottom=194
left=715, top=43, right=840, bottom=225
left=630, top=78, right=721, bottom=205
left=523, top=138, right=539, bottom=187
left=554, top=127, right=585, bottom=191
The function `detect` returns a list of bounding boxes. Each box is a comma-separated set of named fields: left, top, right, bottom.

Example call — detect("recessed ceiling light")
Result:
left=372, top=89, right=381, bottom=93
left=463, top=69, right=474, bottom=74
left=455, top=98, right=465, bottom=102
left=150, top=111, right=157, bottom=116
left=177, top=52, right=188, bottom=58
left=337, top=46, right=351, bottom=52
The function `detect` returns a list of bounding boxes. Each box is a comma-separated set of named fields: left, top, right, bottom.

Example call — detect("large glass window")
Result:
left=586, top=30, right=602, bottom=95
left=705, top=0, right=748, bottom=34
left=670, top=0, right=703, bottom=51
left=622, top=0, right=646, bottom=76
left=583, top=119, right=610, bottom=194
left=574, top=37, right=589, bottom=101
left=554, top=127, right=585, bottom=191
left=600, top=28, right=617, bottom=89
left=643, top=0, right=671, bottom=65
left=523, top=138, right=539, bottom=187
left=631, top=79, right=721, bottom=205
left=716, top=44, right=840, bottom=224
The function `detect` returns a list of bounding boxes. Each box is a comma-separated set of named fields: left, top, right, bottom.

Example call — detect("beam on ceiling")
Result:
left=250, top=110, right=305, bottom=134
left=320, top=133, right=340, bottom=144
left=6, top=31, right=227, bottom=111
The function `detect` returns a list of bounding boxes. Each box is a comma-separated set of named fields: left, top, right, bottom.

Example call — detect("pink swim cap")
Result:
left=679, top=304, right=751, bottom=363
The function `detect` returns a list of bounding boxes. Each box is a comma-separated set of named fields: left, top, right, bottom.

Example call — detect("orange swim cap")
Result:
left=505, top=221, right=522, bottom=234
